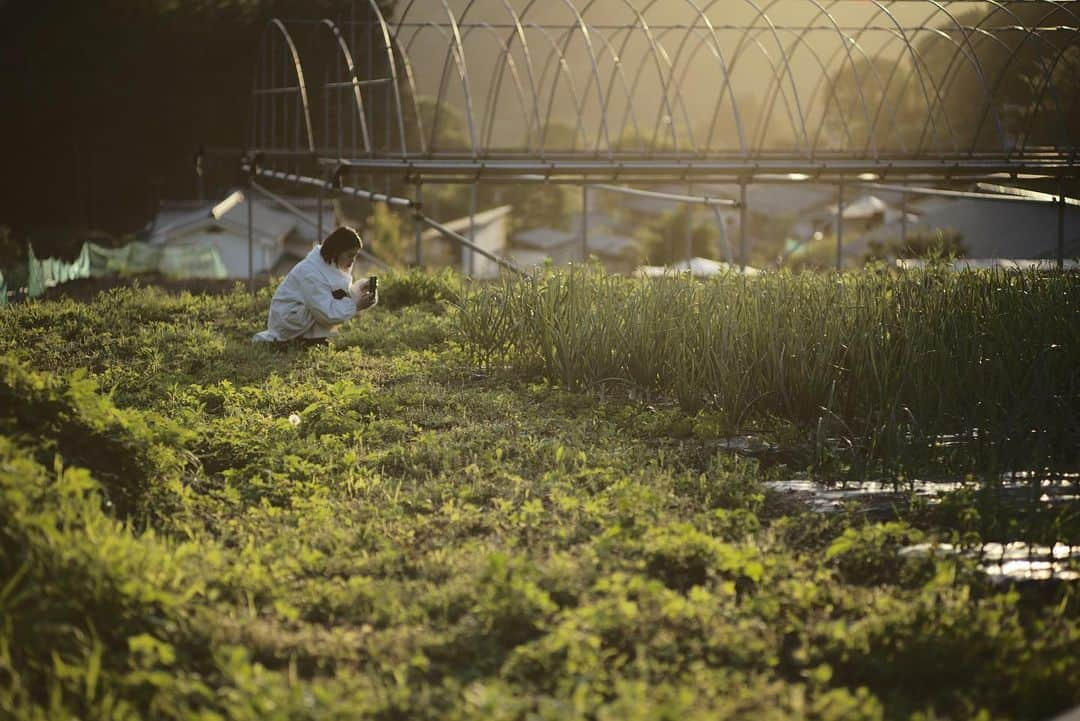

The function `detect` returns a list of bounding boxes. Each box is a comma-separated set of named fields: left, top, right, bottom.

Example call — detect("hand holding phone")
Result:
left=351, top=276, right=378, bottom=310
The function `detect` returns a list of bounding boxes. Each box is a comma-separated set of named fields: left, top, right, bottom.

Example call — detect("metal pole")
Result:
left=468, top=184, right=477, bottom=276
left=250, top=180, right=321, bottom=229
left=900, top=190, right=908, bottom=246
left=250, top=167, right=413, bottom=207
left=419, top=213, right=523, bottom=276
left=385, top=66, right=391, bottom=198
left=685, top=183, right=693, bottom=262
left=1058, top=181, right=1066, bottom=271
left=247, top=184, right=254, bottom=293
left=581, top=185, right=589, bottom=262
left=836, top=182, right=844, bottom=272
left=714, top=206, right=734, bottom=266
left=739, top=182, right=748, bottom=270
left=415, top=183, right=423, bottom=267
left=316, top=178, right=325, bottom=245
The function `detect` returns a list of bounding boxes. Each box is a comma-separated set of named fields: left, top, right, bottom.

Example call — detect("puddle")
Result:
left=715, top=435, right=773, bottom=454
left=900, top=542, right=1080, bottom=583
left=766, top=478, right=1079, bottom=583
left=766, top=477, right=1077, bottom=514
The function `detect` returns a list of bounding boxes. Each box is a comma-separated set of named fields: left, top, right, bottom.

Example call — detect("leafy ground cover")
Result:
left=0, top=269, right=1077, bottom=720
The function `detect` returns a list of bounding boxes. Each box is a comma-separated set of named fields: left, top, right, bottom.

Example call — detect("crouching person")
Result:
left=253, top=226, right=377, bottom=347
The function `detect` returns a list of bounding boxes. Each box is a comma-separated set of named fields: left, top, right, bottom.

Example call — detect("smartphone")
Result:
left=368, top=276, right=378, bottom=294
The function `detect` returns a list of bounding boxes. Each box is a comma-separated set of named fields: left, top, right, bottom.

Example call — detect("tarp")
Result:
left=27, top=244, right=46, bottom=298
left=23, top=240, right=228, bottom=299
left=158, top=244, right=229, bottom=279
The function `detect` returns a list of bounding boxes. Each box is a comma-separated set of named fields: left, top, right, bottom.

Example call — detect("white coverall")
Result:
left=253, top=246, right=359, bottom=343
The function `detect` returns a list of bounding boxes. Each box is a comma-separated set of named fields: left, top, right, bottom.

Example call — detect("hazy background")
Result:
left=1, top=0, right=1074, bottom=247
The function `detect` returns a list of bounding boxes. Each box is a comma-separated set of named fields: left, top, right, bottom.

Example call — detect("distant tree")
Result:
left=363, top=202, right=406, bottom=267
left=1014, top=46, right=1080, bottom=149
left=911, top=4, right=1077, bottom=152
left=695, top=92, right=761, bottom=152
left=863, top=228, right=967, bottom=263
left=0, top=226, right=25, bottom=272
left=502, top=183, right=576, bottom=236
left=0, top=0, right=397, bottom=238
left=820, top=56, right=925, bottom=153
left=413, top=97, right=469, bottom=151
left=491, top=121, right=580, bottom=234
left=634, top=205, right=720, bottom=265
left=537, top=119, right=581, bottom=152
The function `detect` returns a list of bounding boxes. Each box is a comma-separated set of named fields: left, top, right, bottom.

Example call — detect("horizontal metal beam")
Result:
left=325, top=78, right=391, bottom=89
left=252, top=86, right=302, bottom=95
left=507, top=173, right=737, bottom=205
left=247, top=166, right=415, bottom=208
left=350, top=22, right=1080, bottom=34
left=301, top=172, right=1064, bottom=187
left=976, top=183, right=1080, bottom=207
left=589, top=183, right=738, bottom=207
left=326, top=157, right=1079, bottom=182
left=861, top=181, right=1080, bottom=206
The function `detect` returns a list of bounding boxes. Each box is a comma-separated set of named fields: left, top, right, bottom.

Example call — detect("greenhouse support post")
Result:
left=414, top=182, right=423, bottom=267
left=900, top=191, right=908, bottom=245
left=685, top=183, right=693, bottom=262
left=836, top=182, right=844, bottom=272
left=1058, top=183, right=1065, bottom=270
left=247, top=183, right=254, bottom=294
left=581, top=185, right=588, bottom=261
left=739, top=182, right=748, bottom=270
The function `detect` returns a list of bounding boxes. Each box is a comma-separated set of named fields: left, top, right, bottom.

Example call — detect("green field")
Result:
left=1, top=268, right=1077, bottom=721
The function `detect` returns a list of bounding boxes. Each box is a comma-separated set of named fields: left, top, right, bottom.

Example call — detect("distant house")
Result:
left=800, top=193, right=910, bottom=241
left=508, top=224, right=640, bottom=273
left=512, top=227, right=580, bottom=266
left=851, top=194, right=1080, bottom=261
left=568, top=211, right=616, bottom=236
left=146, top=190, right=336, bottom=278
left=585, top=232, right=639, bottom=273
left=506, top=248, right=553, bottom=274
left=419, top=205, right=513, bottom=279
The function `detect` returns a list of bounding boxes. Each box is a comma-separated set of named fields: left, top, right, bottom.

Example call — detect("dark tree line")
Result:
left=0, top=0, right=394, bottom=255
left=823, top=5, right=1080, bottom=155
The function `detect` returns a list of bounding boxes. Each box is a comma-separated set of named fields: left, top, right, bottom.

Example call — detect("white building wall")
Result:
left=462, top=212, right=511, bottom=279
left=912, top=199, right=1080, bottom=259
left=175, top=230, right=278, bottom=278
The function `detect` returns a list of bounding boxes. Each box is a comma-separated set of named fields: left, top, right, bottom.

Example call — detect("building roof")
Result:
left=586, top=232, right=636, bottom=257
left=145, top=201, right=215, bottom=240
left=824, top=194, right=889, bottom=220
left=506, top=248, right=556, bottom=272
left=146, top=190, right=336, bottom=249
left=420, top=205, right=513, bottom=242
left=514, top=227, right=577, bottom=250
left=568, top=211, right=615, bottom=235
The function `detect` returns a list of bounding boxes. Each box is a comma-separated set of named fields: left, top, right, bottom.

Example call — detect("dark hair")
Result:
left=320, top=226, right=363, bottom=263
